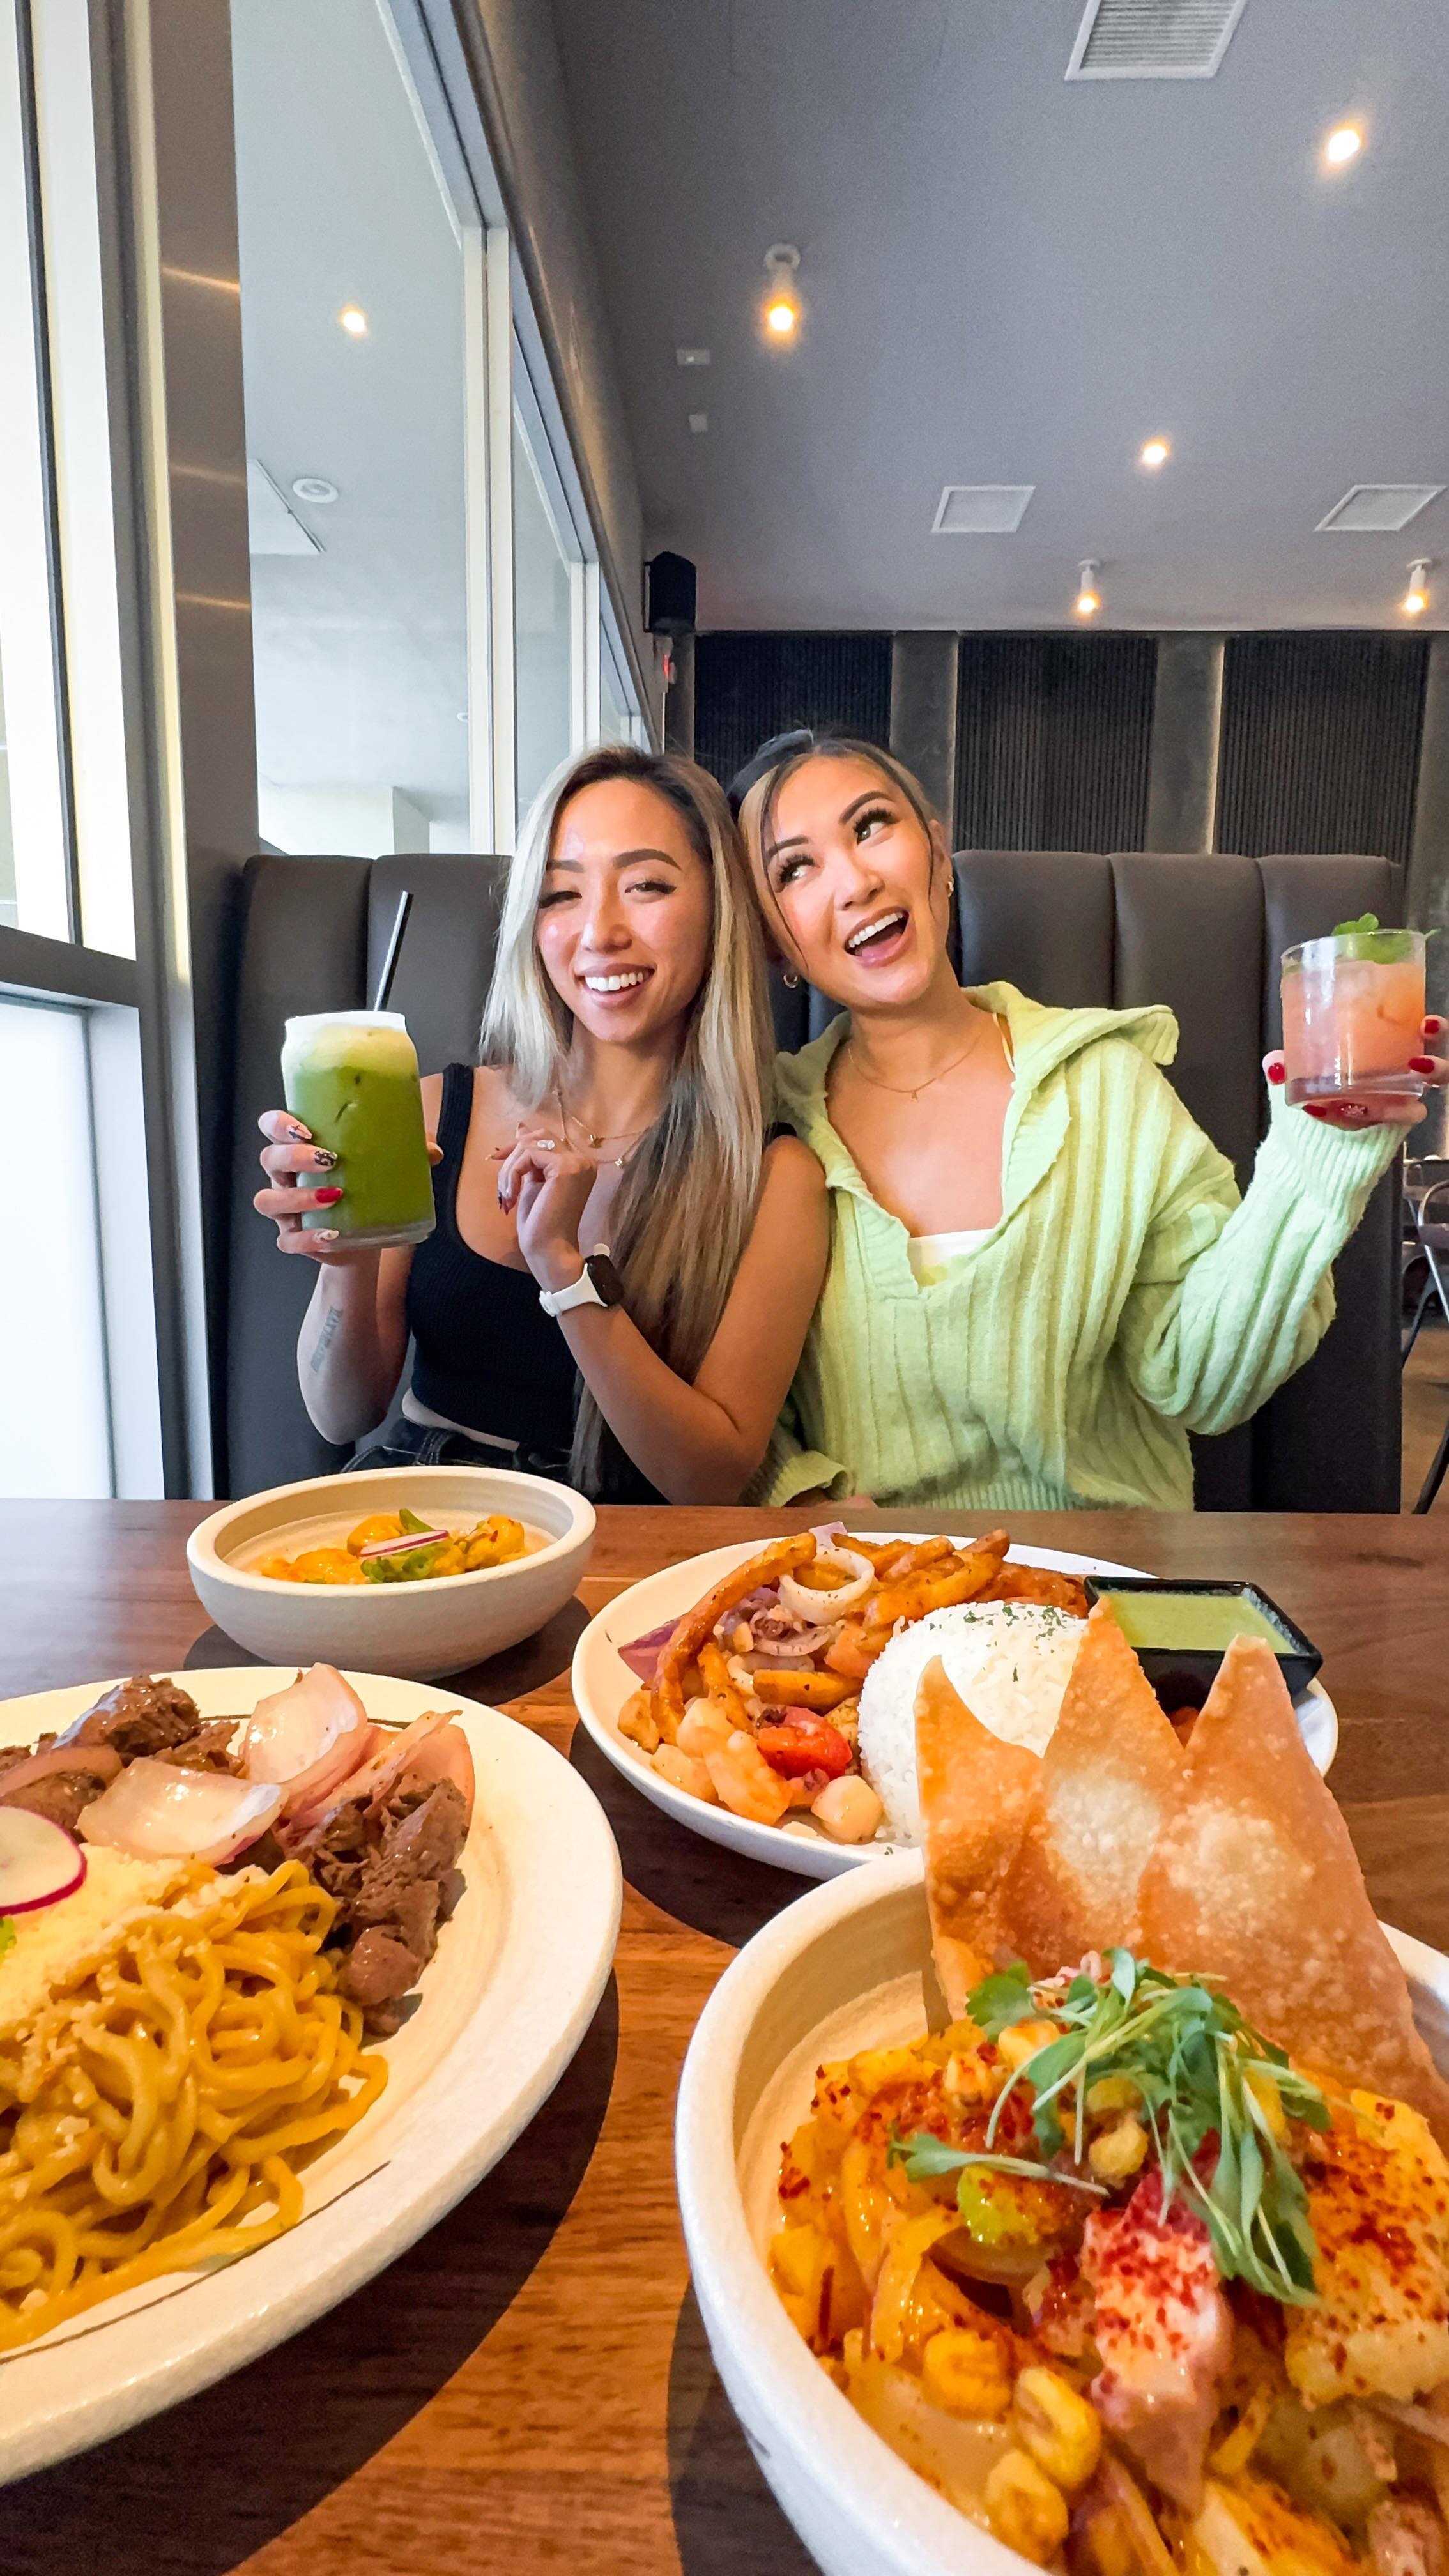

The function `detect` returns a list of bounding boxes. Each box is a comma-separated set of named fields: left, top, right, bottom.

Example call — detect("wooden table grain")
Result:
left=0, top=1501, right=1444, bottom=2576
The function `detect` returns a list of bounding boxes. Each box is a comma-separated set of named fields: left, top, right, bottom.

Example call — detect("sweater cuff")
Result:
left=1257, top=1088, right=1402, bottom=1221
left=763, top=1446, right=853, bottom=1509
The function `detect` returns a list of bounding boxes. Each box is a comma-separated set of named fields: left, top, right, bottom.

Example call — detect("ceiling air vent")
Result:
left=932, top=486, right=1034, bottom=535
left=1316, top=484, right=1446, bottom=533
left=1066, top=0, right=1249, bottom=79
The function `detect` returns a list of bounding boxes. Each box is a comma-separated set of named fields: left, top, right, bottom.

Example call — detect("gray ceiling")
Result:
left=549, top=0, right=1449, bottom=632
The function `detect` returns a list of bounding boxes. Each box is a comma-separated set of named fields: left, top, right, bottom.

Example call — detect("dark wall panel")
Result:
left=1218, top=634, right=1428, bottom=867
left=955, top=635, right=1155, bottom=851
left=693, top=632, right=891, bottom=786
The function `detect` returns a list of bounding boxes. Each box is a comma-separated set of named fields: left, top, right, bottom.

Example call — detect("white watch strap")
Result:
left=539, top=1261, right=606, bottom=1319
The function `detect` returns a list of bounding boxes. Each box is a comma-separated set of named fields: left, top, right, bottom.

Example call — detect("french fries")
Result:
left=698, top=1637, right=751, bottom=1730
left=654, top=1533, right=818, bottom=1732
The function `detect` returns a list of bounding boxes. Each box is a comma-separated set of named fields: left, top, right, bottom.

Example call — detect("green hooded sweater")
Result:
left=760, top=983, right=1400, bottom=1512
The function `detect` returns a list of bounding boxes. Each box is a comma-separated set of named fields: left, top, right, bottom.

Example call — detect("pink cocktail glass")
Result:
left=1280, top=928, right=1427, bottom=1108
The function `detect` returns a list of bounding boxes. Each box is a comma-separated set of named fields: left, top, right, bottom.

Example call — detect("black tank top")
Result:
left=404, top=1064, right=663, bottom=1503
left=406, top=1065, right=578, bottom=1457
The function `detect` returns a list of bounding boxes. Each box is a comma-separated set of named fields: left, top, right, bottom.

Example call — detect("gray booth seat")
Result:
left=227, top=848, right=1402, bottom=1510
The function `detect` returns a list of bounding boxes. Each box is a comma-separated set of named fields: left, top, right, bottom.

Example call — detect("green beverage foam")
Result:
left=282, top=1019, right=434, bottom=1240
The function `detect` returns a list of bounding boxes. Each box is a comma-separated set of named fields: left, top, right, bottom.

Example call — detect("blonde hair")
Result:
left=480, top=744, right=774, bottom=1494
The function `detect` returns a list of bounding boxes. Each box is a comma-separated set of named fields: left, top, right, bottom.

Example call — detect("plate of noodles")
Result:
left=0, top=1664, right=620, bottom=2482
left=571, top=1528, right=1338, bottom=1881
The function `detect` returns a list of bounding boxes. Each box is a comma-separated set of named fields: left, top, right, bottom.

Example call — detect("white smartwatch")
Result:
left=538, top=1250, right=625, bottom=1319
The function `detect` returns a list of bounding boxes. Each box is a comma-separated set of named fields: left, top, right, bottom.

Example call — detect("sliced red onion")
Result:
left=79, top=1760, right=282, bottom=1865
left=0, top=1745, right=121, bottom=1804
left=808, top=1522, right=848, bottom=1545
left=617, top=1618, right=677, bottom=1683
left=778, top=1547, right=873, bottom=1622
left=0, top=1809, right=86, bottom=1913
left=284, top=1708, right=455, bottom=1839
left=748, top=1621, right=833, bottom=1659
left=240, top=1665, right=372, bottom=1816
left=357, top=1528, right=448, bottom=1560
left=388, top=1721, right=475, bottom=1825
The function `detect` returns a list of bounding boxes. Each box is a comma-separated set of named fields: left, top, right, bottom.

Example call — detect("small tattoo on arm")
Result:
left=310, top=1305, right=343, bottom=1372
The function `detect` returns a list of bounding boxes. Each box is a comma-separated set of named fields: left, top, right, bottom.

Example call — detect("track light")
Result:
left=762, top=244, right=802, bottom=341
left=1140, top=438, right=1170, bottom=470
left=1404, top=560, right=1431, bottom=617
left=1323, top=124, right=1363, bottom=167
left=1075, top=560, right=1101, bottom=618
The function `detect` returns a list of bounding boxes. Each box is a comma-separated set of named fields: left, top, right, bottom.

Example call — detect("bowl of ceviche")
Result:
left=188, top=1465, right=595, bottom=1680
left=675, top=1611, right=1449, bottom=2576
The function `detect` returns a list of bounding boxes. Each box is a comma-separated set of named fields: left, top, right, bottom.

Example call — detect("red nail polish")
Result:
left=1266, top=1062, right=1285, bottom=1084
left=315, top=1186, right=344, bottom=1205
left=1425, top=1016, right=1445, bottom=1034
left=1409, top=1056, right=1436, bottom=1075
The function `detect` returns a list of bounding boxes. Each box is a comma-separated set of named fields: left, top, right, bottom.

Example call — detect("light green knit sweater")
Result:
left=761, top=983, right=1400, bottom=1512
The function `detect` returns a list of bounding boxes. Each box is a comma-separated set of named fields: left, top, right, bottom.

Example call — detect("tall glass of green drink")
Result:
left=281, top=1010, right=435, bottom=1248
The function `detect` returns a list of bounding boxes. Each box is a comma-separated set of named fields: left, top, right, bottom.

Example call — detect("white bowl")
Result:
left=674, top=1853, right=1449, bottom=2576
left=187, top=1465, right=595, bottom=1681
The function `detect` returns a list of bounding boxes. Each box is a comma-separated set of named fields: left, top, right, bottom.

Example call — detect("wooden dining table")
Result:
left=0, top=1499, right=1445, bottom=2576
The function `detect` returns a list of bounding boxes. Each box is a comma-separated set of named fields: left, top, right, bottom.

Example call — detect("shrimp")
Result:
left=703, top=1729, right=793, bottom=1826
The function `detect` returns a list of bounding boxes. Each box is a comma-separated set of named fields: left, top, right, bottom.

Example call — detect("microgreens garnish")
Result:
left=891, top=1951, right=1328, bottom=2307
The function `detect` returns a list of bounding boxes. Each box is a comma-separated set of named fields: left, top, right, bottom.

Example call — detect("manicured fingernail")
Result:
left=1425, top=1016, right=1445, bottom=1034
left=315, top=1186, right=344, bottom=1205
left=1266, top=1061, right=1285, bottom=1084
left=313, top=1229, right=339, bottom=1245
left=1410, top=1056, right=1436, bottom=1075
left=285, top=1121, right=310, bottom=1140
left=311, top=1148, right=337, bottom=1170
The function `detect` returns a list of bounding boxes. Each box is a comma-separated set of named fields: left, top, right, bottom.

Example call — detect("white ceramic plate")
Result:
left=675, top=1851, right=1448, bottom=2576
left=0, top=1667, right=621, bottom=2485
left=571, top=1535, right=1338, bottom=1880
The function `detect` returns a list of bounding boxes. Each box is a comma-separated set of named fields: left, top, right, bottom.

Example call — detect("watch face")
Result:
left=585, top=1253, right=625, bottom=1308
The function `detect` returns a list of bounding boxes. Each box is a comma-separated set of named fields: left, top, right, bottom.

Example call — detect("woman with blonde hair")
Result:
left=733, top=729, right=1446, bottom=1512
left=254, top=743, right=826, bottom=1501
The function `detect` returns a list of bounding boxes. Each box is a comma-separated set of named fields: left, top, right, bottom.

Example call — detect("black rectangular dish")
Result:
left=1081, top=1576, right=1322, bottom=1710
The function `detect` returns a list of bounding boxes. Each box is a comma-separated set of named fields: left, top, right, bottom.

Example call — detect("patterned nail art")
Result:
left=312, top=1147, right=337, bottom=1170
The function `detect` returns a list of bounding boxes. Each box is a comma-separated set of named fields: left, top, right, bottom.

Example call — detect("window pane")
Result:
left=514, top=411, right=573, bottom=820
left=599, top=636, right=631, bottom=746
left=0, top=1002, right=111, bottom=1498
left=231, top=0, right=469, bottom=859
left=0, top=7, right=69, bottom=938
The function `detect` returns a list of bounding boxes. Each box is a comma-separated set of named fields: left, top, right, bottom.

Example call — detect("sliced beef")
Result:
left=377, top=1778, right=467, bottom=1883
left=0, top=1735, right=56, bottom=1782
left=337, top=1927, right=428, bottom=2028
left=1, top=1772, right=102, bottom=1832
left=67, top=1676, right=203, bottom=1760
left=164, top=1719, right=245, bottom=1774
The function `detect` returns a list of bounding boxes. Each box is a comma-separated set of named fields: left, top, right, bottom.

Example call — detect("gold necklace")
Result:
left=846, top=1013, right=1007, bottom=1102
left=554, top=1084, right=655, bottom=1167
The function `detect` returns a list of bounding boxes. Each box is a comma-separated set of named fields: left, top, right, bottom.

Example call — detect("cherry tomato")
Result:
left=755, top=1715, right=852, bottom=1779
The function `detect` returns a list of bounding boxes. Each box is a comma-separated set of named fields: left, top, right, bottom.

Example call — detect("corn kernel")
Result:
left=1088, top=2115, right=1148, bottom=2183
left=997, top=2020, right=1061, bottom=2073
left=985, top=2449, right=1070, bottom=2564
left=944, top=2050, right=997, bottom=2104
left=920, top=2327, right=1012, bottom=2420
left=1085, top=2075, right=1141, bottom=2116
left=1013, top=2366, right=1103, bottom=2490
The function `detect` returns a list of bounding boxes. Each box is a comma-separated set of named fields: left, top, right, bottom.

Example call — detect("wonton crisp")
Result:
left=1133, top=1637, right=1449, bottom=2148
left=914, top=1655, right=1039, bottom=2014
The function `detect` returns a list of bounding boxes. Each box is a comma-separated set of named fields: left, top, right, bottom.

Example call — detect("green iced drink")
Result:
left=281, top=1010, right=435, bottom=1249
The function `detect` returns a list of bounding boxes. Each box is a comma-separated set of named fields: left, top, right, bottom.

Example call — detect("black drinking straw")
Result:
left=371, top=890, right=413, bottom=1013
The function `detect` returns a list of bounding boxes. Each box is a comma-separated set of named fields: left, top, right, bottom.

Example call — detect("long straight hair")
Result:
left=480, top=743, right=774, bottom=1493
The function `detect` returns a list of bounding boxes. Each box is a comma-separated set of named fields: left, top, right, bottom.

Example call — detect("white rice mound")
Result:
left=856, top=1598, right=1085, bottom=1846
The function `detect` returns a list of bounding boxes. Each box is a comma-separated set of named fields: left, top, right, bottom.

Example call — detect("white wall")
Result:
left=258, top=781, right=430, bottom=854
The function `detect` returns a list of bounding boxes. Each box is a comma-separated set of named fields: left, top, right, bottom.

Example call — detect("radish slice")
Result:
left=79, top=1761, right=282, bottom=1865
left=0, top=1809, right=86, bottom=1913
left=240, top=1666, right=371, bottom=1816
left=0, top=1745, right=121, bottom=1804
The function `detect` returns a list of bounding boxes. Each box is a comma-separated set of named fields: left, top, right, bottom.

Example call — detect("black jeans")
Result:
left=344, top=1417, right=575, bottom=1482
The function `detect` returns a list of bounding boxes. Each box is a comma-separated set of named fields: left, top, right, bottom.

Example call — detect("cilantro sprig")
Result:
left=889, top=1950, right=1328, bottom=2307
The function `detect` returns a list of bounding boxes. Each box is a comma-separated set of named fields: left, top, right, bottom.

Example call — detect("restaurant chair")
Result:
left=226, top=846, right=1403, bottom=1513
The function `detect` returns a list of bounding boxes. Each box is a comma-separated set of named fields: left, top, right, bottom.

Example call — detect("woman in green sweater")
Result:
left=733, top=733, right=1445, bottom=1512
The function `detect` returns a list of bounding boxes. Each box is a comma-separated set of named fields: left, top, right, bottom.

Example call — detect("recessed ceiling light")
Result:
left=762, top=243, right=801, bottom=342
left=338, top=305, right=368, bottom=337
left=1140, top=438, right=1170, bottom=469
left=291, top=475, right=338, bottom=504
left=1324, top=123, right=1362, bottom=166
left=688, top=412, right=708, bottom=434
left=1075, top=559, right=1101, bottom=618
left=676, top=348, right=710, bottom=368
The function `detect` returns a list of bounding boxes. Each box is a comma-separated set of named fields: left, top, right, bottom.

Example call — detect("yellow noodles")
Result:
left=0, top=1861, right=388, bottom=2349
